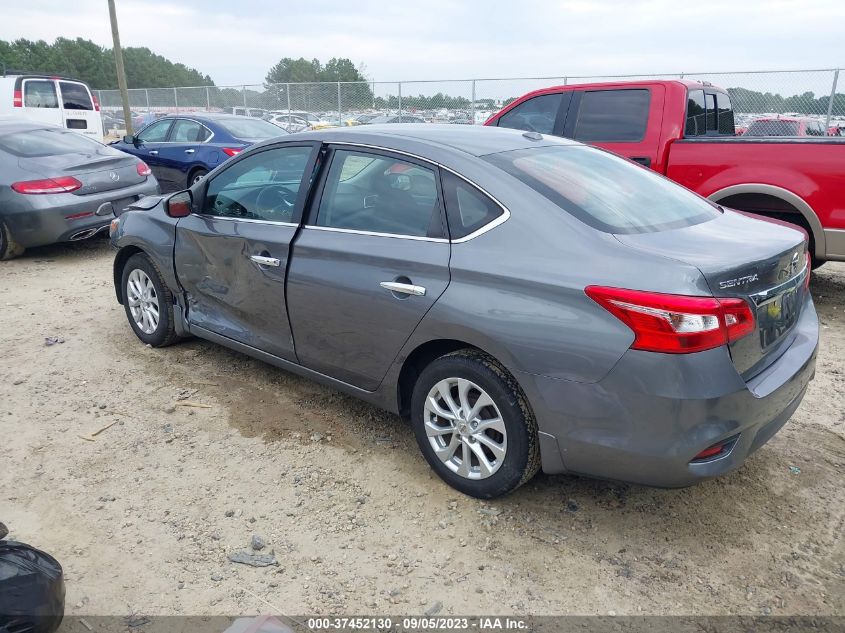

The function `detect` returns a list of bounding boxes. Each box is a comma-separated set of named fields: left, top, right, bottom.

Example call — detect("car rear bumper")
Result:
left=3, top=179, right=160, bottom=249
left=521, top=294, right=818, bottom=487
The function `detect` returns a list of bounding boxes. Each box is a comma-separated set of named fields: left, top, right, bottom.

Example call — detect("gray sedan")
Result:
left=0, top=120, right=159, bottom=259
left=110, top=125, right=818, bottom=498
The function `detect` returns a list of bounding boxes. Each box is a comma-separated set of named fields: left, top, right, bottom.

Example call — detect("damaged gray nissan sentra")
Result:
left=110, top=124, right=818, bottom=498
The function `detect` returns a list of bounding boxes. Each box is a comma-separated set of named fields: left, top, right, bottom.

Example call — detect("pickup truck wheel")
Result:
left=410, top=349, right=540, bottom=499
left=121, top=253, right=178, bottom=347
left=0, top=221, right=25, bottom=261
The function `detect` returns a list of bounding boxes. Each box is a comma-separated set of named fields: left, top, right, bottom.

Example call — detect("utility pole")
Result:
left=107, top=0, right=133, bottom=135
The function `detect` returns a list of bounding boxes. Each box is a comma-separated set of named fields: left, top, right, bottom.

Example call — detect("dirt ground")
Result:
left=1, top=237, right=843, bottom=618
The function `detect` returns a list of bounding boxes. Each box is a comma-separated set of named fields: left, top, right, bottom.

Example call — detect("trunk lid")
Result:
left=614, top=209, right=809, bottom=378
left=18, top=147, right=146, bottom=195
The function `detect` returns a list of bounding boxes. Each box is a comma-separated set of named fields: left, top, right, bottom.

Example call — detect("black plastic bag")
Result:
left=0, top=529, right=65, bottom=633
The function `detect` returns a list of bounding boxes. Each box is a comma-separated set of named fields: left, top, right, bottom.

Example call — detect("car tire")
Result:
left=188, top=168, right=208, bottom=188
left=0, top=221, right=25, bottom=261
left=410, top=349, right=541, bottom=499
left=121, top=253, right=178, bottom=347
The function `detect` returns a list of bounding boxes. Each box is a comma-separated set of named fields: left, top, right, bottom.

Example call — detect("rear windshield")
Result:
left=484, top=145, right=720, bottom=234
left=219, top=118, right=283, bottom=140
left=59, top=82, right=93, bottom=110
left=0, top=127, right=103, bottom=157
left=744, top=120, right=800, bottom=136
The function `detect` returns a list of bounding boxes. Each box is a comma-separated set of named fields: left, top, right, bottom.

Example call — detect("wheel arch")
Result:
left=113, top=245, right=145, bottom=304
left=708, top=183, right=825, bottom=259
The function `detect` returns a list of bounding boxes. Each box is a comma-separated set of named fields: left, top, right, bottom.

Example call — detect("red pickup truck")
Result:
left=485, top=80, right=845, bottom=266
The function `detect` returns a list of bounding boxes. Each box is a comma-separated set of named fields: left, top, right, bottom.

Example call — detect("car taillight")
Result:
left=13, top=89, right=22, bottom=107
left=92, top=93, right=100, bottom=112
left=136, top=161, right=151, bottom=176
left=222, top=147, right=242, bottom=157
left=585, top=286, right=756, bottom=354
left=11, top=176, right=82, bottom=194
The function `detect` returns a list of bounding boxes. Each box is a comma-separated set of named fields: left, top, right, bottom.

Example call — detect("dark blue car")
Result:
left=112, top=113, right=287, bottom=192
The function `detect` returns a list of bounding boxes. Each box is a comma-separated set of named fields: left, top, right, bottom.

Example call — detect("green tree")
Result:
left=263, top=57, right=372, bottom=112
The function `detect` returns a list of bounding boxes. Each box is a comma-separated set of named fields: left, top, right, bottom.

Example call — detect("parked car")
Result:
left=111, top=113, right=286, bottom=192
left=0, top=119, right=158, bottom=260
left=743, top=116, right=828, bottom=137
left=0, top=72, right=102, bottom=140
left=264, top=112, right=311, bottom=133
left=110, top=125, right=817, bottom=498
left=230, top=107, right=267, bottom=118
left=487, top=80, right=845, bottom=266
left=364, top=115, right=426, bottom=124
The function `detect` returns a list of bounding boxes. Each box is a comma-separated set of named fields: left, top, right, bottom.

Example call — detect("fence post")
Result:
left=563, top=77, right=568, bottom=86
left=337, top=81, right=342, bottom=126
left=398, top=82, right=402, bottom=119
left=471, top=80, right=476, bottom=125
left=173, top=87, right=178, bottom=113
left=825, top=69, right=840, bottom=132
left=206, top=86, right=210, bottom=111
left=286, top=83, right=291, bottom=115
left=145, top=88, right=150, bottom=112
left=242, top=85, right=247, bottom=108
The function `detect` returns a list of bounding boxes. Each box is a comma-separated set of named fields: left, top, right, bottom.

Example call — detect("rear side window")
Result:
left=0, top=128, right=102, bottom=157
left=485, top=145, right=719, bottom=234
left=705, top=94, right=717, bottom=132
left=170, top=119, right=211, bottom=142
left=23, top=80, right=58, bottom=109
left=573, top=90, right=650, bottom=142
left=441, top=172, right=504, bottom=240
left=497, top=93, right=561, bottom=134
left=685, top=90, right=706, bottom=136
left=59, top=82, right=93, bottom=110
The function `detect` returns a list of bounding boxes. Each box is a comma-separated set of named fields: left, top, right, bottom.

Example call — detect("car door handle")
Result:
left=380, top=281, right=426, bottom=296
left=185, top=149, right=195, bottom=154
left=249, top=255, right=281, bottom=267
left=149, top=150, right=158, bottom=155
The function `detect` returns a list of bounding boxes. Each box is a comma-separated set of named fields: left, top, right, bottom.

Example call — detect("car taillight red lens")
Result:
left=11, top=176, right=82, bottom=194
left=92, top=93, right=100, bottom=112
left=222, top=147, right=241, bottom=157
left=136, top=161, right=152, bottom=176
left=585, top=286, right=756, bottom=354
left=13, top=89, right=22, bottom=107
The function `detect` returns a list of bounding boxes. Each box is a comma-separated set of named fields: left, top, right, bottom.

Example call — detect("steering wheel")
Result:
left=255, top=185, right=298, bottom=219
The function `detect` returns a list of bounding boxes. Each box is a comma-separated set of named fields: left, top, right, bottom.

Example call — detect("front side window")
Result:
left=573, top=89, right=650, bottom=142
left=497, top=93, right=561, bottom=134
left=59, top=82, right=93, bottom=110
left=170, top=119, right=211, bottom=143
left=441, top=172, right=504, bottom=239
left=23, top=80, right=58, bottom=108
left=315, top=149, right=442, bottom=238
left=485, top=145, right=720, bottom=234
left=204, top=145, right=312, bottom=222
left=136, top=120, right=172, bottom=143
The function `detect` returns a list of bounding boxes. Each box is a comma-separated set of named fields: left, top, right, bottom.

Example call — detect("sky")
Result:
left=1, top=0, right=843, bottom=87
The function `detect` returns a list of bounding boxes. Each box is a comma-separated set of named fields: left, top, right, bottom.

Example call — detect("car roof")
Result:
left=159, top=112, right=249, bottom=122
left=281, top=124, right=579, bottom=158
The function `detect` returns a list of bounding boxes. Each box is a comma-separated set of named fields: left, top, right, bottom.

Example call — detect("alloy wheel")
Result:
left=423, top=378, right=507, bottom=480
left=126, top=268, right=160, bottom=335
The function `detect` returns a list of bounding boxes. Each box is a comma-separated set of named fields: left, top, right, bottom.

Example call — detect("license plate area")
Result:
left=757, top=286, right=800, bottom=349
left=66, top=119, right=88, bottom=129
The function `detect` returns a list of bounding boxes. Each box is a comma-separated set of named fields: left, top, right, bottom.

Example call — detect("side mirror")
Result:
left=166, top=191, right=193, bottom=218
left=123, top=134, right=135, bottom=144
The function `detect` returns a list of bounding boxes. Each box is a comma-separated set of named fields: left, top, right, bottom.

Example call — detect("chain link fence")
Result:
left=97, top=68, right=845, bottom=134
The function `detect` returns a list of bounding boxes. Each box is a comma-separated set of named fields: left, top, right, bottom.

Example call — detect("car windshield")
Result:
left=744, top=120, right=800, bottom=136
left=219, top=118, right=284, bottom=140
left=0, top=127, right=103, bottom=157
left=485, top=145, right=720, bottom=234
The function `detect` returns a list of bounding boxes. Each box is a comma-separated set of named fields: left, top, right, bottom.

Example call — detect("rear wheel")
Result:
left=0, top=221, right=25, bottom=260
left=121, top=253, right=178, bottom=347
left=410, top=349, right=540, bottom=498
left=188, top=168, right=208, bottom=188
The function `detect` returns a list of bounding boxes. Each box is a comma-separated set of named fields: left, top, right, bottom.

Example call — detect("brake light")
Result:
left=92, top=93, right=100, bottom=112
left=585, top=286, right=756, bottom=354
left=136, top=161, right=151, bottom=176
left=222, top=147, right=242, bottom=157
left=13, top=89, right=22, bottom=107
left=11, top=176, right=82, bottom=194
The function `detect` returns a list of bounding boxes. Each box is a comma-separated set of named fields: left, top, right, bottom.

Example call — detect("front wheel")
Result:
left=410, top=349, right=541, bottom=498
left=121, top=253, right=178, bottom=347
